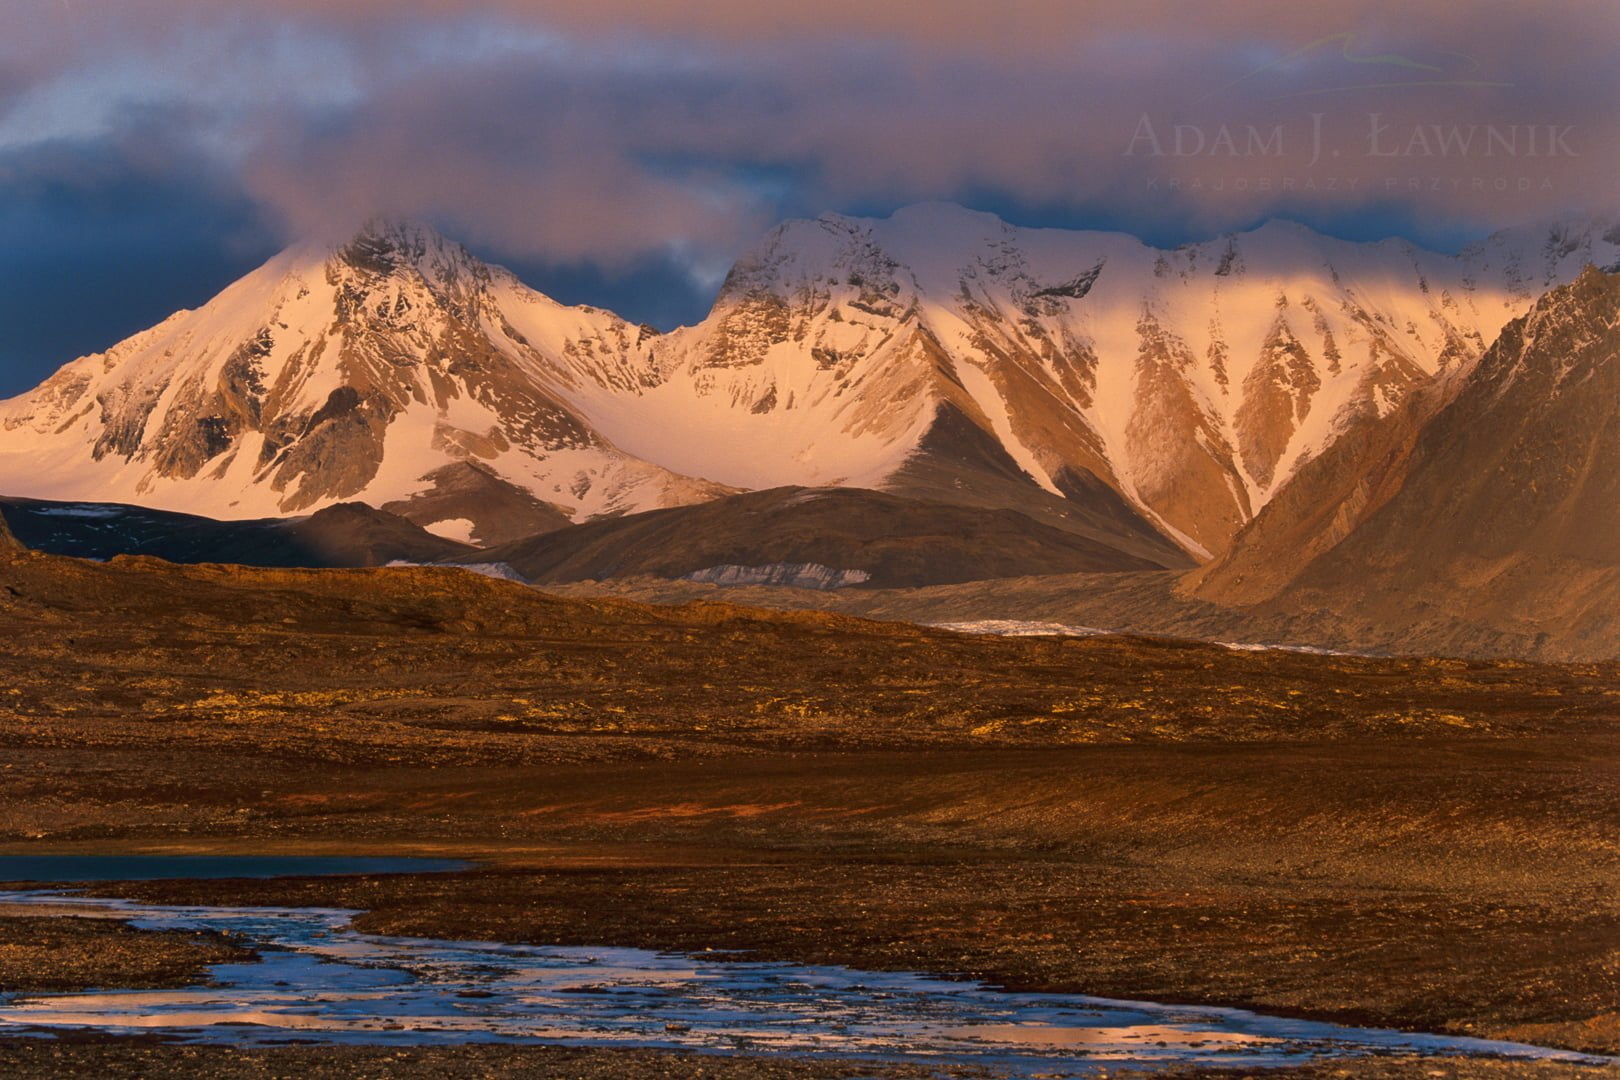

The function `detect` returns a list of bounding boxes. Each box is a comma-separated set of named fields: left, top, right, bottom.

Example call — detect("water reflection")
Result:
left=0, top=891, right=1604, bottom=1076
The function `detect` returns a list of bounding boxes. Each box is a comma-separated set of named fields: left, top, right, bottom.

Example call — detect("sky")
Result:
left=1, top=1, right=1617, bottom=395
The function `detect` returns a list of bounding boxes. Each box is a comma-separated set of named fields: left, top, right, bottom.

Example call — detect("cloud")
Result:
left=0, top=113, right=280, bottom=395
left=0, top=0, right=1616, bottom=379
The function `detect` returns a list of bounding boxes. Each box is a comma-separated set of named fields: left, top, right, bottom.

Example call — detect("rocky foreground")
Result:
left=0, top=545, right=1616, bottom=1077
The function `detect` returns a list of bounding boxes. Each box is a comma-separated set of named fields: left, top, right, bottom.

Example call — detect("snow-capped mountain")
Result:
left=0, top=221, right=725, bottom=542
left=621, top=205, right=1618, bottom=556
left=1, top=207, right=1615, bottom=556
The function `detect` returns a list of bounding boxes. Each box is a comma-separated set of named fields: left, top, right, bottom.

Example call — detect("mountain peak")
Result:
left=1515, top=259, right=1618, bottom=331
left=1238, top=218, right=1334, bottom=246
left=329, top=216, right=484, bottom=281
left=1573, top=261, right=1620, bottom=288
left=1479, top=262, right=1619, bottom=388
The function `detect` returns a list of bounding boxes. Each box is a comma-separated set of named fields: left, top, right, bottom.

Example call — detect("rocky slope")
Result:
left=379, top=461, right=575, bottom=546
left=1181, top=370, right=1465, bottom=607
left=459, top=485, right=1191, bottom=589
left=1253, top=267, right=1620, bottom=656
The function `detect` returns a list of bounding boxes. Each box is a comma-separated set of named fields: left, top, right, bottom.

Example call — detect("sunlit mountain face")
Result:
left=3, top=210, right=1614, bottom=562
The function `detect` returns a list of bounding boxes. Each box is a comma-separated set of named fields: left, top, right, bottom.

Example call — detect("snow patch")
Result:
left=27, top=505, right=127, bottom=519
left=1217, top=640, right=1359, bottom=656
left=385, top=561, right=529, bottom=583
left=932, top=620, right=1109, bottom=638
left=682, top=563, right=871, bottom=590
left=422, top=517, right=476, bottom=544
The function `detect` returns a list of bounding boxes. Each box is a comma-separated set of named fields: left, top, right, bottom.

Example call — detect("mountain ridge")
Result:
left=456, top=485, right=1191, bottom=589
left=0, top=496, right=474, bottom=569
left=1, top=206, right=1615, bottom=565
left=609, top=265, right=1620, bottom=661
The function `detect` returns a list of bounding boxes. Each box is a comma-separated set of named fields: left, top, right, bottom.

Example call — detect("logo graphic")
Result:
left=1207, top=31, right=1513, bottom=99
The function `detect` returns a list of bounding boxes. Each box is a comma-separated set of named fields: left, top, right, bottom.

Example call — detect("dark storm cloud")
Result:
left=0, top=114, right=281, bottom=396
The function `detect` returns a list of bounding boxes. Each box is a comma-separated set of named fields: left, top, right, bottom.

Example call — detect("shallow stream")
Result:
left=0, top=875, right=1606, bottom=1076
